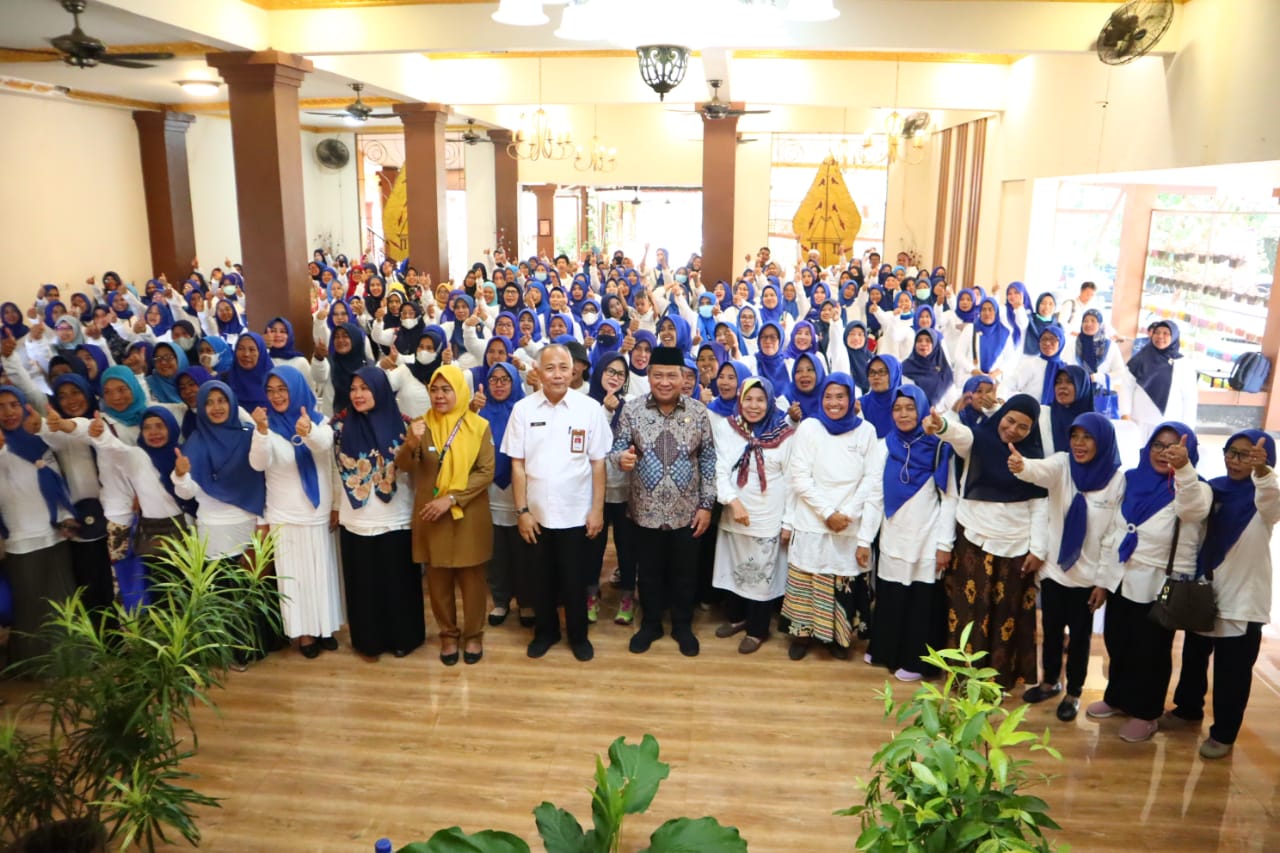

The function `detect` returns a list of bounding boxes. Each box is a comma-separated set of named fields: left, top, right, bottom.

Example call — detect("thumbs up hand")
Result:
left=252, top=406, right=270, bottom=435
left=44, top=407, right=65, bottom=434
left=471, top=383, right=487, bottom=412
left=173, top=447, right=191, bottom=477
left=1006, top=441, right=1025, bottom=474
left=23, top=404, right=42, bottom=435
left=88, top=411, right=105, bottom=438
left=1251, top=437, right=1272, bottom=474
left=1163, top=432, right=1190, bottom=470
left=619, top=444, right=638, bottom=472
left=296, top=408, right=312, bottom=438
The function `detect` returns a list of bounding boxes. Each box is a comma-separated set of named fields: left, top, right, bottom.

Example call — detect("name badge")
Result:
left=530, top=421, right=546, bottom=428
left=570, top=428, right=586, bottom=453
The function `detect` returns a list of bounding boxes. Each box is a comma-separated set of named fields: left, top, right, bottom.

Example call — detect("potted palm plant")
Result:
left=0, top=529, right=281, bottom=853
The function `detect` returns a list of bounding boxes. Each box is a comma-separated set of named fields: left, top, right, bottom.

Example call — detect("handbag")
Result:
left=73, top=498, right=107, bottom=541
left=1149, top=518, right=1217, bottom=633
left=1094, top=374, right=1120, bottom=420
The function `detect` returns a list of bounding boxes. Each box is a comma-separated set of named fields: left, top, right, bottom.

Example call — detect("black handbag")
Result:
left=73, top=498, right=107, bottom=541
left=1149, top=518, right=1217, bottom=633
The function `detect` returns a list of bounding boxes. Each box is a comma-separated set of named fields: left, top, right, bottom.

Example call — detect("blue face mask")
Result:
left=698, top=304, right=714, bottom=319
left=674, top=273, right=688, bottom=285
left=534, top=271, right=548, bottom=282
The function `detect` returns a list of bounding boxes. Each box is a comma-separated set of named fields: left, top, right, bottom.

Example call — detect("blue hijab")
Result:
left=177, top=365, right=214, bottom=439
left=974, top=297, right=1011, bottom=374
left=266, top=317, right=305, bottom=360
left=780, top=285, right=800, bottom=320
left=814, top=372, right=861, bottom=435
left=1048, top=365, right=1094, bottom=452
left=185, top=382, right=266, bottom=516
left=266, top=365, right=325, bottom=508
left=225, top=332, right=274, bottom=415
left=912, top=305, right=936, bottom=332
left=961, top=394, right=1047, bottom=503
left=785, top=352, right=827, bottom=420
left=805, top=283, right=832, bottom=323
left=782, top=320, right=821, bottom=361
left=954, top=288, right=979, bottom=324
left=1197, top=429, right=1277, bottom=576
left=714, top=320, right=748, bottom=358
left=843, top=322, right=873, bottom=394
left=1024, top=292, right=1057, bottom=356
left=334, top=366, right=405, bottom=509
left=577, top=299, right=603, bottom=337
left=759, top=283, right=786, bottom=326
left=1, top=302, right=29, bottom=340
left=99, top=365, right=149, bottom=427
left=43, top=301, right=66, bottom=328
left=1057, top=412, right=1120, bottom=571
left=0, top=385, right=76, bottom=536
left=1126, top=320, right=1181, bottom=412
left=694, top=293, right=718, bottom=343
left=629, top=330, right=658, bottom=378
left=146, top=342, right=189, bottom=405
left=1075, top=308, right=1110, bottom=374
left=517, top=308, right=543, bottom=343
left=470, top=335, right=514, bottom=391
left=1004, top=281, right=1030, bottom=347
left=657, top=314, right=692, bottom=354
left=50, top=374, right=98, bottom=418
left=478, top=362, right=525, bottom=490
left=1119, top=421, right=1199, bottom=564
left=884, top=385, right=951, bottom=518
left=753, top=322, right=789, bottom=392
left=860, top=355, right=903, bottom=438
left=735, top=306, right=760, bottom=342
left=1036, top=324, right=1067, bottom=405
left=145, top=302, right=175, bottom=338
left=329, top=322, right=370, bottom=414
left=201, top=335, right=234, bottom=373
left=708, top=360, right=752, bottom=418
left=587, top=353, right=630, bottom=427
left=863, top=286, right=886, bottom=335
left=215, top=299, right=244, bottom=337
left=901, top=328, right=953, bottom=407
left=592, top=319, right=624, bottom=364
left=139, top=406, right=199, bottom=517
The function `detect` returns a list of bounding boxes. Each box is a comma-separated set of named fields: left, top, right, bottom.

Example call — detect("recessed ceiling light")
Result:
left=176, top=79, right=220, bottom=97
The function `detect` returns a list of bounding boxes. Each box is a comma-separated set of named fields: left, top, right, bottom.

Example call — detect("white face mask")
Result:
left=401, top=317, right=419, bottom=329
left=416, top=349, right=438, bottom=365
left=200, top=353, right=217, bottom=369
left=582, top=311, right=599, bottom=325
left=222, top=284, right=237, bottom=297
left=173, top=336, right=195, bottom=352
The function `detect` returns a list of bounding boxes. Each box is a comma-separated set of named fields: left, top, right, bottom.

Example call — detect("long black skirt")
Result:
left=5, top=541, right=77, bottom=666
left=339, top=528, right=425, bottom=657
left=869, top=579, right=946, bottom=676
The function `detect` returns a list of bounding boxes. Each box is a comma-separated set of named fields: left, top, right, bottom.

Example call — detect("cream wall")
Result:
left=464, top=140, right=497, bottom=269
left=187, top=115, right=241, bottom=267
left=301, top=130, right=361, bottom=261
left=0, top=93, right=151, bottom=306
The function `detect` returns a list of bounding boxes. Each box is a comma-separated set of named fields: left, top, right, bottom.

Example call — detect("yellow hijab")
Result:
left=424, top=364, right=488, bottom=519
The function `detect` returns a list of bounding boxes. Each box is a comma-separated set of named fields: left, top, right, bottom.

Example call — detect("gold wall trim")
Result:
left=243, top=0, right=489, bottom=8
left=64, top=89, right=167, bottom=111
left=173, top=94, right=401, bottom=113
left=426, top=50, right=642, bottom=61
left=0, top=41, right=220, bottom=64
left=733, top=50, right=1017, bottom=65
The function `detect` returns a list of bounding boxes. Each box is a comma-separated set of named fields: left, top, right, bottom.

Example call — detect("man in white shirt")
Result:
left=1058, top=281, right=1117, bottom=340
left=502, top=344, right=611, bottom=661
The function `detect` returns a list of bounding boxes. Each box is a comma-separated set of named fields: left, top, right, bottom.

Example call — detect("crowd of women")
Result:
left=0, top=244, right=1271, bottom=762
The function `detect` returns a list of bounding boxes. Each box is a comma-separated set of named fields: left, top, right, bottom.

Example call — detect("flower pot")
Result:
left=10, top=818, right=106, bottom=853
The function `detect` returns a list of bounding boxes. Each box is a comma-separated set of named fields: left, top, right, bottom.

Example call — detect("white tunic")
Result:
left=1190, top=467, right=1278, bottom=635
left=0, top=443, right=71, bottom=554
left=1122, top=357, right=1200, bottom=441
left=90, top=428, right=184, bottom=524
left=786, top=418, right=878, bottom=577
left=172, top=473, right=260, bottom=559
left=857, top=439, right=958, bottom=585
left=712, top=422, right=792, bottom=601
left=1114, top=462, right=1211, bottom=604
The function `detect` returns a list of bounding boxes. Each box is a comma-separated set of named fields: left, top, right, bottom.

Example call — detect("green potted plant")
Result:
left=839, top=623, right=1067, bottom=852
left=0, top=529, right=282, bottom=853
left=397, top=734, right=747, bottom=853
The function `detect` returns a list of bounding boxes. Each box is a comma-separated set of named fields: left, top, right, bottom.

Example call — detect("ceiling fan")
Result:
left=305, top=83, right=398, bottom=122
left=670, top=80, right=771, bottom=121
left=460, top=119, right=492, bottom=146
left=0, top=0, right=174, bottom=69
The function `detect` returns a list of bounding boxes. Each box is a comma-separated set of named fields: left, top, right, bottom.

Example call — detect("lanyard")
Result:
left=431, top=415, right=467, bottom=497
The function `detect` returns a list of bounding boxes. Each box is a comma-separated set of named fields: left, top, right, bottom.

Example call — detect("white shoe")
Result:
left=893, top=669, right=924, bottom=683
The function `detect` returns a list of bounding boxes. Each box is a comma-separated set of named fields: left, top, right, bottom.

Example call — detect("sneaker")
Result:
left=863, top=652, right=873, bottom=665
left=894, top=669, right=924, bottom=683
left=1056, top=695, right=1080, bottom=722
left=1198, top=738, right=1233, bottom=760
left=1022, top=682, right=1063, bottom=704
left=586, top=595, right=600, bottom=624
left=527, top=636, right=558, bottom=659
left=1118, top=718, right=1159, bottom=743
left=673, top=628, right=700, bottom=657
left=629, top=626, right=663, bottom=654
left=572, top=640, right=595, bottom=662
left=1159, top=711, right=1202, bottom=731
left=615, top=594, right=636, bottom=626
left=1086, top=700, right=1123, bottom=719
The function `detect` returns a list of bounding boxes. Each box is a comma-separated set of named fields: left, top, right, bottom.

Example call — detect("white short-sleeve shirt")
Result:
left=500, top=389, right=613, bottom=529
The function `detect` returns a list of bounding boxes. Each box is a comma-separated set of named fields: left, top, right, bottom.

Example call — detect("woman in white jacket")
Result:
left=781, top=373, right=878, bottom=661
left=1009, top=412, right=1125, bottom=721
left=1164, top=430, right=1279, bottom=759
left=1122, top=320, right=1198, bottom=442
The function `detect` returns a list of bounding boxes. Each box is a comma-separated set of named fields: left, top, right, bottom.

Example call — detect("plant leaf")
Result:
left=533, top=803, right=585, bottom=853
left=398, top=828, right=531, bottom=853
left=639, top=817, right=747, bottom=853
left=608, top=733, right=670, bottom=815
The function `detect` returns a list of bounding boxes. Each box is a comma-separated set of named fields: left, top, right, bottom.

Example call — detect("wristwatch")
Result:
left=517, top=506, right=531, bottom=515
left=448, top=494, right=458, bottom=506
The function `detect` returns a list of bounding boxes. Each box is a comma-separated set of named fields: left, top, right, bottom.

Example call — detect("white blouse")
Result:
left=857, top=439, right=958, bottom=584
left=1115, top=462, right=1211, bottom=604
left=249, top=424, right=334, bottom=526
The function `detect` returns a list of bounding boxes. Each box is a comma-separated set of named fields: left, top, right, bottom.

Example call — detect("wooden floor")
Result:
left=4, top=581, right=1280, bottom=853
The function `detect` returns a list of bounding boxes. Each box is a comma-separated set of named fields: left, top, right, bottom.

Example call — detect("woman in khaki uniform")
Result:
left=397, top=364, right=495, bottom=665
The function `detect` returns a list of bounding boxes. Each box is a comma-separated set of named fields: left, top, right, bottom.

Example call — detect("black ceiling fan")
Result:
left=669, top=80, right=771, bottom=121
left=0, top=0, right=174, bottom=69
left=461, top=119, right=492, bottom=146
left=305, top=83, right=398, bottom=122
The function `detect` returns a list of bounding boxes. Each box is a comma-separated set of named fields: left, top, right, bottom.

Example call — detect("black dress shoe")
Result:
left=318, top=636, right=338, bottom=651
left=788, top=640, right=810, bottom=661
left=1057, top=695, right=1080, bottom=722
left=464, top=649, right=483, bottom=665
left=527, top=636, right=558, bottom=658
left=488, top=608, right=509, bottom=627
left=827, top=643, right=850, bottom=660
left=629, top=626, right=663, bottom=654
left=392, top=648, right=411, bottom=658
left=571, top=641, right=594, bottom=662
left=300, top=642, right=320, bottom=659
left=1023, top=683, right=1063, bottom=704
left=440, top=650, right=460, bottom=666
left=673, top=629, right=700, bottom=658
left=519, top=613, right=537, bottom=628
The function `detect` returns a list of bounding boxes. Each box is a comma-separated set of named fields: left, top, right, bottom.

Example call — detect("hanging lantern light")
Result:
left=635, top=45, right=690, bottom=102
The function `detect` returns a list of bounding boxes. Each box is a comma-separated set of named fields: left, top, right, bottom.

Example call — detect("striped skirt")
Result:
left=780, top=566, right=871, bottom=647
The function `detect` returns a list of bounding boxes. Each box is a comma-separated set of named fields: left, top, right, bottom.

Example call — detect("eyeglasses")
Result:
left=604, top=367, right=628, bottom=379
left=1149, top=441, right=1175, bottom=452
left=153, top=353, right=177, bottom=364
left=868, top=368, right=890, bottom=378
left=488, top=374, right=513, bottom=386
left=1224, top=448, right=1253, bottom=461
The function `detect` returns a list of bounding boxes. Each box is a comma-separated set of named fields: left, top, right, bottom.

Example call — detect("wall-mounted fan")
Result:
left=315, top=138, right=351, bottom=169
left=305, top=83, right=397, bottom=122
left=669, top=80, right=771, bottom=121
left=1096, top=0, right=1174, bottom=65
left=0, top=0, right=174, bottom=69
left=461, top=120, right=492, bottom=146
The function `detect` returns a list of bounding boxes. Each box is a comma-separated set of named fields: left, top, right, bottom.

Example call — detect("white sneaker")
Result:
left=893, top=669, right=924, bottom=683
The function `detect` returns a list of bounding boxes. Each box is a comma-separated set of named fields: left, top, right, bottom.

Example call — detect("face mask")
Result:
left=401, top=317, right=419, bottom=329
left=674, top=273, right=688, bottom=285
left=200, top=353, right=217, bottom=369
left=534, top=271, right=548, bottom=282
left=416, top=349, right=438, bottom=365
left=222, top=284, right=237, bottom=297
left=916, top=287, right=931, bottom=301
left=597, top=335, right=616, bottom=348
left=582, top=311, right=599, bottom=325
left=173, top=336, right=195, bottom=352
left=698, top=304, right=714, bottom=319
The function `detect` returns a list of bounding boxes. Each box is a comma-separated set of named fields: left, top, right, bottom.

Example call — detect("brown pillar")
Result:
left=489, top=129, right=519, bottom=256
left=701, top=111, right=740, bottom=284
left=1261, top=187, right=1280, bottom=429
left=392, top=103, right=450, bottom=281
left=206, top=50, right=313, bottom=340
left=132, top=111, right=197, bottom=285
left=529, top=183, right=557, bottom=259
left=1111, top=185, right=1157, bottom=358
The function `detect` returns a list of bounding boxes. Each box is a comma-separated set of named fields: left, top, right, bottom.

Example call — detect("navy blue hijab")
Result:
left=478, top=362, right=525, bottom=490
left=860, top=355, right=902, bottom=439
left=961, top=394, right=1047, bottom=503
left=884, top=385, right=951, bottom=518
left=709, top=360, right=752, bottom=418
left=1035, top=324, right=1067, bottom=405
left=1047, top=365, right=1094, bottom=452
left=843, top=322, right=872, bottom=394
left=139, top=406, right=199, bottom=517
left=185, top=382, right=266, bottom=515
left=1119, top=421, right=1199, bottom=564
left=1197, top=429, right=1277, bottom=576
left=814, top=372, right=861, bottom=435
left=785, top=353, right=827, bottom=420
left=901, top=328, right=953, bottom=407
left=266, top=366, right=325, bottom=508
left=1126, top=320, right=1182, bottom=412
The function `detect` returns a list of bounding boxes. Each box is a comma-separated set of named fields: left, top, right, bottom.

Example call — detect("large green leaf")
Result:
left=533, top=803, right=586, bottom=853
left=607, top=734, right=670, bottom=815
left=398, top=827, right=531, bottom=853
left=639, top=817, right=747, bottom=853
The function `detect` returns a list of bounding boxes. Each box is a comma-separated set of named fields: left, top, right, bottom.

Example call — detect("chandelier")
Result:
left=574, top=106, right=617, bottom=172
left=506, top=59, right=574, bottom=162
left=856, top=63, right=932, bottom=167
left=635, top=45, right=690, bottom=102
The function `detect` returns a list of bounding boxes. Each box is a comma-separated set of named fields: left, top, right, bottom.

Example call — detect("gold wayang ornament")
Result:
left=382, top=165, right=410, bottom=261
left=792, top=155, right=861, bottom=267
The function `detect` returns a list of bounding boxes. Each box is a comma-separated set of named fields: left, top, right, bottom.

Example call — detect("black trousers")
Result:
left=697, top=504, right=722, bottom=605
left=487, top=523, right=534, bottom=611
left=529, top=526, right=590, bottom=645
left=1102, top=587, right=1174, bottom=720
left=1171, top=623, right=1263, bottom=745
left=340, top=529, right=425, bottom=657
left=1040, top=578, right=1095, bottom=696
left=634, top=525, right=700, bottom=632
left=69, top=538, right=114, bottom=612
left=726, top=592, right=777, bottom=639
